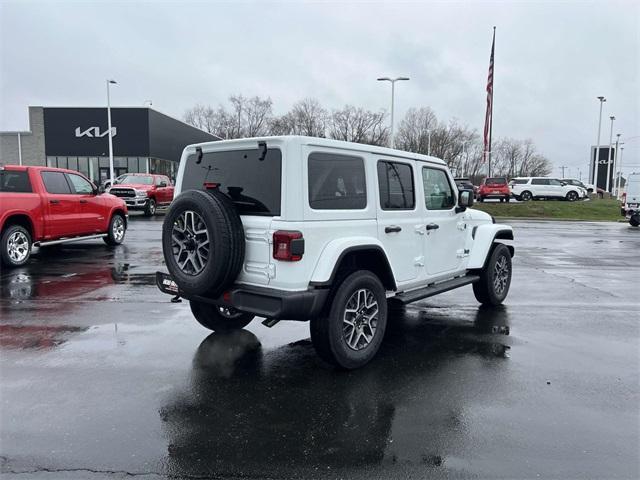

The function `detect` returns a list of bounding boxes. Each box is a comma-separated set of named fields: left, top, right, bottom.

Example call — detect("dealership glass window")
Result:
left=67, top=157, right=78, bottom=172
left=46, top=157, right=56, bottom=168
left=58, top=157, right=68, bottom=169
left=128, top=157, right=138, bottom=173
left=77, top=157, right=90, bottom=178
left=89, top=158, right=99, bottom=182
left=114, top=157, right=127, bottom=168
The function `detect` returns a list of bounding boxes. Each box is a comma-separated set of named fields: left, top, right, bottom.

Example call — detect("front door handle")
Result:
left=385, top=226, right=402, bottom=234
left=49, top=199, right=60, bottom=204
left=426, top=223, right=440, bottom=231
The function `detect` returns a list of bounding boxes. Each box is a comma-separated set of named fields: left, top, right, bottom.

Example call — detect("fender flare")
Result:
left=309, top=236, right=396, bottom=289
left=467, top=224, right=514, bottom=270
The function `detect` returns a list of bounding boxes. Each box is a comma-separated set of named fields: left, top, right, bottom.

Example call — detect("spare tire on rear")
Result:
left=162, top=189, right=245, bottom=297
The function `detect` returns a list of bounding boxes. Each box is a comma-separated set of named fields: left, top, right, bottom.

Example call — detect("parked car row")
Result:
left=455, top=176, right=594, bottom=203
left=0, top=166, right=176, bottom=267
left=621, top=172, right=640, bottom=227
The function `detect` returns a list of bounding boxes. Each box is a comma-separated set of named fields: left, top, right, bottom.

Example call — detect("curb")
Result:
left=493, top=217, right=625, bottom=223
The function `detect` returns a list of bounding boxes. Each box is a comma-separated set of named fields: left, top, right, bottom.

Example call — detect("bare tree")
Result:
left=395, top=107, right=437, bottom=154
left=269, top=98, right=327, bottom=136
left=328, top=105, right=389, bottom=146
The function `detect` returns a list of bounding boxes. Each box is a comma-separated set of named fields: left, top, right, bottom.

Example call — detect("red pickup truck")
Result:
left=0, top=165, right=128, bottom=267
left=108, top=173, right=174, bottom=216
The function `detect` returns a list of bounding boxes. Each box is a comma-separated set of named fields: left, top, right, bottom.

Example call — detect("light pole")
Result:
left=612, top=133, right=621, bottom=196
left=605, top=115, right=615, bottom=193
left=616, top=146, right=625, bottom=197
left=593, top=96, right=606, bottom=193
left=106, top=79, right=118, bottom=184
left=377, top=76, right=410, bottom=148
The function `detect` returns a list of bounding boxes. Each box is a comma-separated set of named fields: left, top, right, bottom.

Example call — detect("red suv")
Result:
left=108, top=173, right=174, bottom=216
left=478, top=177, right=511, bottom=203
left=0, top=165, right=128, bottom=267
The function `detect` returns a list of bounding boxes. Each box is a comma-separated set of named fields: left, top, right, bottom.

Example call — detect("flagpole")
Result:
left=488, top=26, right=495, bottom=178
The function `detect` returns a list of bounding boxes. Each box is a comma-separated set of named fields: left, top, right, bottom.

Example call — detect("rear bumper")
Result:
left=479, top=191, right=510, bottom=198
left=156, top=272, right=328, bottom=320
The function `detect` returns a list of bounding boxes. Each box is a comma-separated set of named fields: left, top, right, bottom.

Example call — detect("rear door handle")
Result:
left=49, top=199, right=60, bottom=204
left=385, top=226, right=402, bottom=233
left=426, top=223, right=440, bottom=231
left=79, top=199, right=88, bottom=204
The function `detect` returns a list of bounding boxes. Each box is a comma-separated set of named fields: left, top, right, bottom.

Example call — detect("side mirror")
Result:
left=561, top=182, right=567, bottom=186
left=159, top=181, right=167, bottom=187
left=456, top=189, right=474, bottom=212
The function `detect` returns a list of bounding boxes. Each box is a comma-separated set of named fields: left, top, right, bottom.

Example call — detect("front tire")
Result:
left=104, top=213, right=126, bottom=246
left=630, top=213, right=640, bottom=227
left=1, top=225, right=32, bottom=267
left=190, top=300, right=254, bottom=332
left=566, top=191, right=578, bottom=202
left=144, top=198, right=157, bottom=216
left=310, top=270, right=387, bottom=369
left=473, top=243, right=512, bottom=306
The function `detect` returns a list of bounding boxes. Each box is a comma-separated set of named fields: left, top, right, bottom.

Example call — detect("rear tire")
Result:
left=478, top=196, right=484, bottom=202
left=505, top=196, right=510, bottom=203
left=190, top=300, right=254, bottom=331
left=630, top=213, right=640, bottom=227
left=1, top=225, right=32, bottom=267
left=473, top=243, right=512, bottom=306
left=310, top=270, right=387, bottom=369
left=103, top=213, right=126, bottom=246
left=144, top=198, right=157, bottom=216
left=520, top=191, right=532, bottom=201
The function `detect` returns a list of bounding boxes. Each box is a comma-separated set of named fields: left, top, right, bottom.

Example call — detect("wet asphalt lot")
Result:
left=1, top=215, right=639, bottom=479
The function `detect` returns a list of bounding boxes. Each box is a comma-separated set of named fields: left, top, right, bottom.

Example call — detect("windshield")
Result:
left=486, top=177, right=507, bottom=185
left=182, top=148, right=282, bottom=216
left=119, top=175, right=153, bottom=185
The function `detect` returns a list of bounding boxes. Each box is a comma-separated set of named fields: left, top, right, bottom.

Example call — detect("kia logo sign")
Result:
left=74, top=126, right=117, bottom=138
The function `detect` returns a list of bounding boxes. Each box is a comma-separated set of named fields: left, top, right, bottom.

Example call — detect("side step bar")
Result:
left=34, top=234, right=107, bottom=247
left=392, top=274, right=480, bottom=304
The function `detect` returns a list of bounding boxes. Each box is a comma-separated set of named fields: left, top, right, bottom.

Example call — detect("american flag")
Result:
left=483, top=28, right=496, bottom=164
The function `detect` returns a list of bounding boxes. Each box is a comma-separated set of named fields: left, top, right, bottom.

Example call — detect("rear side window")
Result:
left=531, top=178, right=548, bottom=185
left=377, top=161, right=415, bottom=210
left=41, top=171, right=72, bottom=194
left=182, top=148, right=282, bottom=216
left=308, top=152, right=366, bottom=209
left=0, top=171, right=32, bottom=193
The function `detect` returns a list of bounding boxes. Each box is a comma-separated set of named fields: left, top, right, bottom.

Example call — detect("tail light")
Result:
left=273, top=230, right=304, bottom=261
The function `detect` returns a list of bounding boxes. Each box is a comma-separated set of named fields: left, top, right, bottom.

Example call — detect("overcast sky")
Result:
left=1, top=0, right=638, bottom=178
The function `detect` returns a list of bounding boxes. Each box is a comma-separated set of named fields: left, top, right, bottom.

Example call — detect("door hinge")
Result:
left=457, top=222, right=467, bottom=231
left=414, top=255, right=425, bottom=267
left=414, top=225, right=425, bottom=235
left=456, top=248, right=470, bottom=258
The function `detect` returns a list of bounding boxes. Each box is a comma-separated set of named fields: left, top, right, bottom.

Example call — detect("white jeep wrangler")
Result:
left=157, top=136, right=514, bottom=369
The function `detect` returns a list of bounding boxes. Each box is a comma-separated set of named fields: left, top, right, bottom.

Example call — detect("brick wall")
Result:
left=0, top=107, right=46, bottom=166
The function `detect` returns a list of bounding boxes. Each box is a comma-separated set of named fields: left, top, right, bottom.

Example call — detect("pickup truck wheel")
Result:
left=162, top=189, right=245, bottom=297
left=144, top=198, right=156, bottom=216
left=473, top=243, right=512, bottom=306
left=630, top=213, right=640, bottom=227
left=1, top=225, right=32, bottom=267
left=310, top=270, right=387, bottom=369
left=505, top=196, right=510, bottom=203
left=190, top=300, right=254, bottom=332
left=520, top=191, right=532, bottom=201
left=104, top=214, right=126, bottom=246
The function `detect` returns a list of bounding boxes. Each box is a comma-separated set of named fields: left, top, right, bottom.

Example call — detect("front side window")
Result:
left=422, top=167, right=456, bottom=210
left=0, top=171, right=32, bottom=193
left=308, top=152, right=366, bottom=210
left=377, top=161, right=415, bottom=210
left=549, top=179, right=563, bottom=186
left=511, top=179, right=529, bottom=185
left=41, top=171, right=71, bottom=194
left=66, top=173, right=94, bottom=194
left=182, top=148, right=282, bottom=216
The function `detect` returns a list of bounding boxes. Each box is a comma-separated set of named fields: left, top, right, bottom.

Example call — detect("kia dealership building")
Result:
left=0, top=106, right=217, bottom=183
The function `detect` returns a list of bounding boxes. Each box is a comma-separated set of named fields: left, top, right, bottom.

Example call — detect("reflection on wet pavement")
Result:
left=1, top=218, right=638, bottom=479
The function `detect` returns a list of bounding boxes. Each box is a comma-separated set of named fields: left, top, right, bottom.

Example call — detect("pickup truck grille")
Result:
left=109, top=188, right=136, bottom=198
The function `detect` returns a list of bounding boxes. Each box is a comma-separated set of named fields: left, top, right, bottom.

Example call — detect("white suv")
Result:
left=510, top=177, right=582, bottom=202
left=157, top=137, right=514, bottom=369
